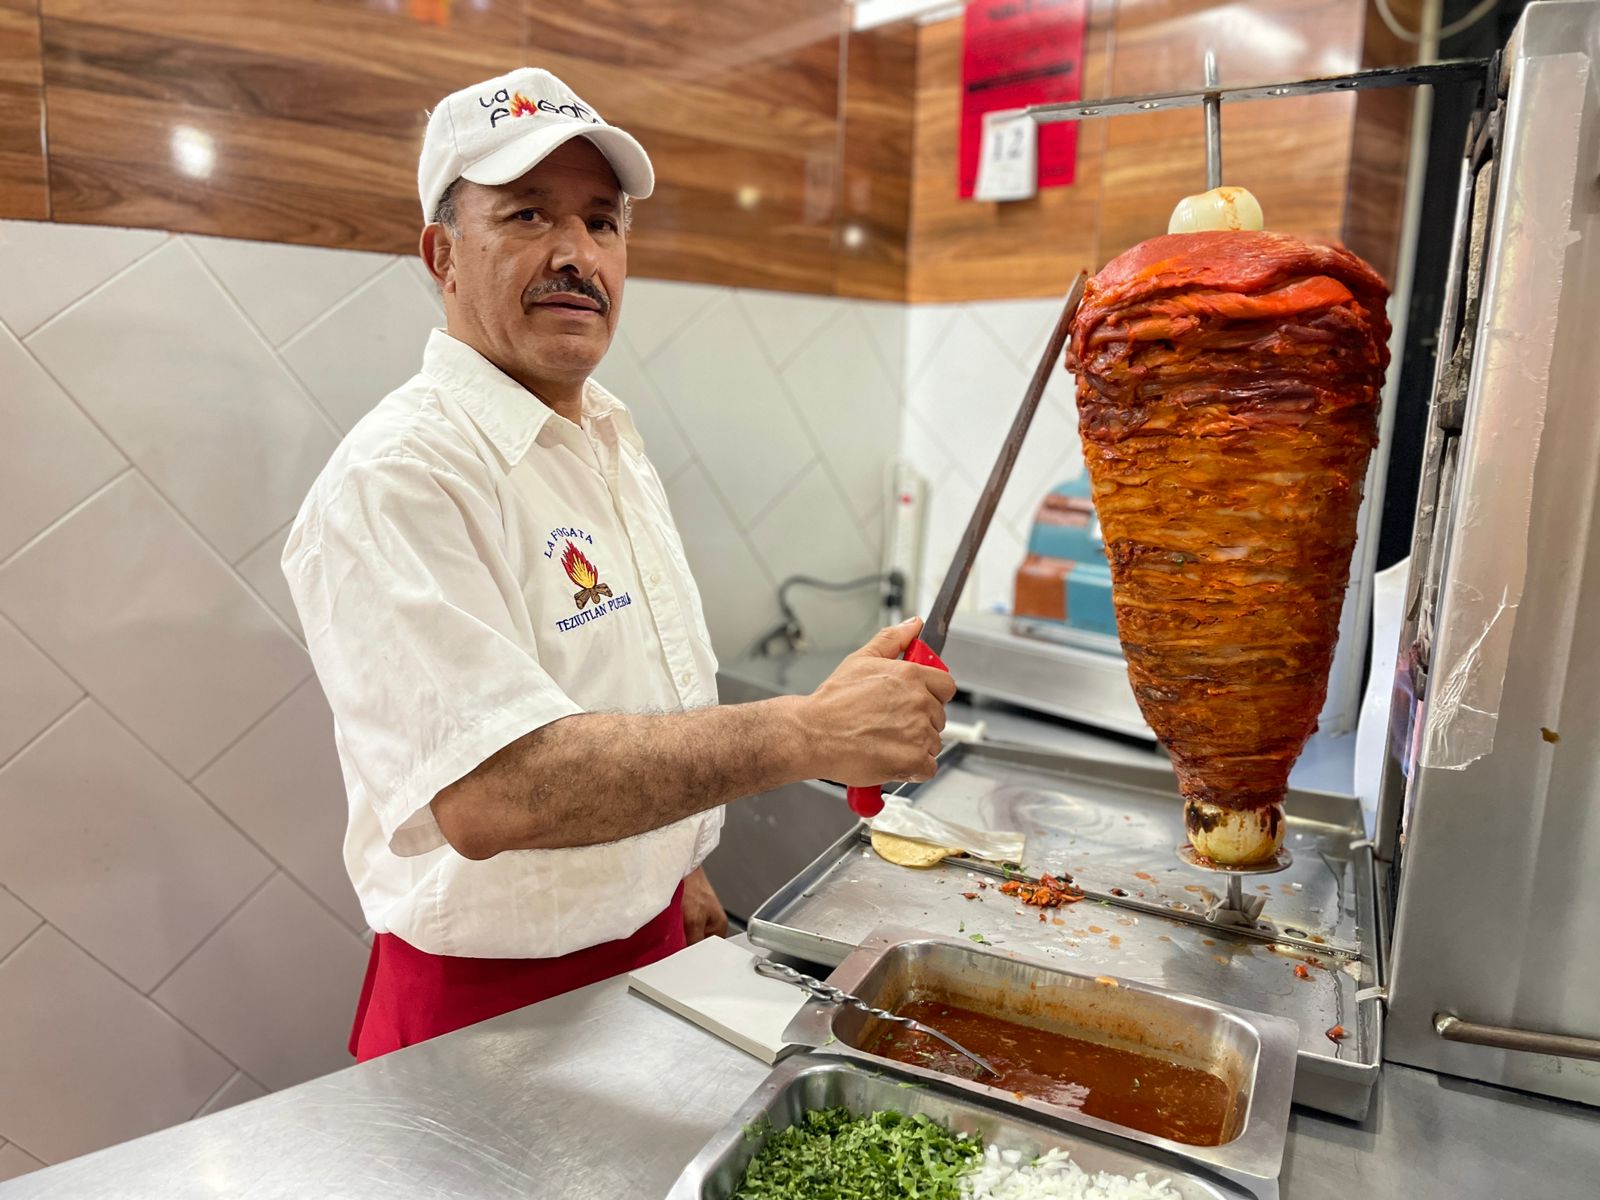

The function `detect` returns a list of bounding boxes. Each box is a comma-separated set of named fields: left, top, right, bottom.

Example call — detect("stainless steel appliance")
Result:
left=668, top=1054, right=1262, bottom=1200
left=1376, top=0, right=1600, bottom=1105
left=749, top=741, right=1383, bottom=1118
left=788, top=928, right=1300, bottom=1195
left=748, top=0, right=1600, bottom=1117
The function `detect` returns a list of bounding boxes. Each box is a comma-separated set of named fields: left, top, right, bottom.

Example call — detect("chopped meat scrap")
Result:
left=999, top=874, right=1085, bottom=909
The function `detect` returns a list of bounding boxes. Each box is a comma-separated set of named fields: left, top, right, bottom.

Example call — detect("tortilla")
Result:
left=871, top=830, right=962, bottom=868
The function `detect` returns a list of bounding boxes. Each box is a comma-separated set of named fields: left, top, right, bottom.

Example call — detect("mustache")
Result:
left=524, top=276, right=611, bottom=315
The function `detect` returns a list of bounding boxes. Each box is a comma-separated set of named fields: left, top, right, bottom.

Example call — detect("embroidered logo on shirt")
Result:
left=548, top=531, right=632, bottom=633
left=561, top=541, right=613, bottom=610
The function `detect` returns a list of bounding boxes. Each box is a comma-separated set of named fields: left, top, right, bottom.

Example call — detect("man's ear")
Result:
left=419, top=223, right=455, bottom=294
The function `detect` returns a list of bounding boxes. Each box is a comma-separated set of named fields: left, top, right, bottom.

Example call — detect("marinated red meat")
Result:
left=1067, top=231, right=1390, bottom=865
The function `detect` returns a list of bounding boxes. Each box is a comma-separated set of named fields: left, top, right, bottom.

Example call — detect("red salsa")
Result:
left=867, top=999, right=1234, bottom=1146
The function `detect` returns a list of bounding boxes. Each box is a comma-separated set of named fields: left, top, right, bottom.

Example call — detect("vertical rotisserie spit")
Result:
left=1067, top=230, right=1390, bottom=865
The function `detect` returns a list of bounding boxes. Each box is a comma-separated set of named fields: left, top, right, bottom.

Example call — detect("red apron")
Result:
left=350, top=883, right=686, bottom=1061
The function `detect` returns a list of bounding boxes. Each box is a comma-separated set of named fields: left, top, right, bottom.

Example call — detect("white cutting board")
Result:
left=627, top=936, right=807, bottom=1064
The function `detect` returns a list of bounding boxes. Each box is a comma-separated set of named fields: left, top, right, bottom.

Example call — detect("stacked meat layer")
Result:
left=1068, top=232, right=1390, bottom=862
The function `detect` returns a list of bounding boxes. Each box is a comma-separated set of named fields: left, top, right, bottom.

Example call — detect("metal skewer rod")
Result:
left=1204, top=50, right=1223, bottom=189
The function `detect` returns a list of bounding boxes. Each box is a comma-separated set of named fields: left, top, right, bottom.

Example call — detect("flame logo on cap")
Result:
left=561, top=541, right=612, bottom=610
left=509, top=93, right=538, bottom=119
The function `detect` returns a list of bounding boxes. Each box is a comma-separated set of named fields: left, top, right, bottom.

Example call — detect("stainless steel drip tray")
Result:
left=748, top=742, right=1382, bottom=1119
left=780, top=928, right=1297, bottom=1191
left=911, top=740, right=1364, bottom=954
left=667, top=1053, right=1267, bottom=1200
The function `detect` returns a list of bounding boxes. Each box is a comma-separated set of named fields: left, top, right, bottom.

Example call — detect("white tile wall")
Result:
left=26, top=243, right=343, bottom=562
left=647, top=293, right=818, bottom=523
left=189, top=235, right=390, bottom=347
left=0, top=217, right=902, bottom=1176
left=280, top=262, right=444, bottom=432
left=235, top=522, right=305, bottom=641
left=194, top=680, right=365, bottom=933
left=0, top=221, right=166, bottom=338
left=152, top=873, right=369, bottom=1092
left=0, top=323, right=125, bottom=563
left=612, top=283, right=910, bottom=658
left=0, top=1141, right=45, bottom=1183
left=0, top=473, right=312, bottom=777
left=0, top=888, right=42, bottom=962
left=901, top=301, right=1086, bottom=617
left=0, top=616, right=81, bottom=765
left=193, top=1072, right=269, bottom=1119
left=0, top=929, right=233, bottom=1164
left=0, top=702, right=275, bottom=991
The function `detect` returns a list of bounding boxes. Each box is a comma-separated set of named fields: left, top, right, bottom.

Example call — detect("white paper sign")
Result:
left=974, top=108, right=1037, bottom=203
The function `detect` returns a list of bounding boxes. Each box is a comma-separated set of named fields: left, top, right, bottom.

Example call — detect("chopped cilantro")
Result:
left=958, top=920, right=966, bottom=933
left=969, top=932, right=989, bottom=944
left=732, top=1108, right=978, bottom=1199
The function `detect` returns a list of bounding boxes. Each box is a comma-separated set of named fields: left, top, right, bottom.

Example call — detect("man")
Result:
left=283, top=67, right=955, bottom=1061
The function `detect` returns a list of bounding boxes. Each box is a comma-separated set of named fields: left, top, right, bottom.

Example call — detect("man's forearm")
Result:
left=431, top=697, right=813, bottom=858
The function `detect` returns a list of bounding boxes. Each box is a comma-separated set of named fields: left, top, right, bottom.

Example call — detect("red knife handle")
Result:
left=845, top=637, right=951, bottom=818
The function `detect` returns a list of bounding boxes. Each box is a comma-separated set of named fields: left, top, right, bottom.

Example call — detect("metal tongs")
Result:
left=754, top=958, right=999, bottom=1078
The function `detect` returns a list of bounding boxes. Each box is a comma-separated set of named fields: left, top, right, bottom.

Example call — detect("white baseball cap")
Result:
left=418, top=67, right=654, bottom=222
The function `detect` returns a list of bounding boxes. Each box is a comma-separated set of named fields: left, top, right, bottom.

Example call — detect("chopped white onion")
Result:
left=962, top=1143, right=1185, bottom=1200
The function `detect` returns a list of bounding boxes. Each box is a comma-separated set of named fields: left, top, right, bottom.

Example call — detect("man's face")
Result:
left=425, top=139, right=626, bottom=393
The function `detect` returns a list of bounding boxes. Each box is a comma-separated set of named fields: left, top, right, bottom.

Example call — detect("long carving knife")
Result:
left=847, top=270, right=1089, bottom=818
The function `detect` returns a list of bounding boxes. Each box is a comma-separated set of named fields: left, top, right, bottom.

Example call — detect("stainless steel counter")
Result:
left=5, top=967, right=1595, bottom=1199
left=8, top=650, right=1591, bottom=1196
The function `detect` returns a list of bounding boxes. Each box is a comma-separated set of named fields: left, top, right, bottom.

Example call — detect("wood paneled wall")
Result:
left=907, top=0, right=1391, bottom=302
left=0, top=0, right=46, bottom=219
left=836, top=21, right=918, bottom=300
left=11, top=0, right=857, bottom=294
left=522, top=1, right=847, bottom=293
left=1, top=0, right=1422, bottom=301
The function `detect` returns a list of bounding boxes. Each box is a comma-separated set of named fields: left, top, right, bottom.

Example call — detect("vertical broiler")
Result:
left=1037, top=0, right=1600, bottom=1104
left=1373, top=0, right=1600, bottom=1104
left=751, top=0, right=1600, bottom=1120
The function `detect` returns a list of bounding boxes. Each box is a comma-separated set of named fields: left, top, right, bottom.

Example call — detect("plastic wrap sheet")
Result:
left=868, top=797, right=1026, bottom=862
left=1420, top=51, right=1589, bottom=771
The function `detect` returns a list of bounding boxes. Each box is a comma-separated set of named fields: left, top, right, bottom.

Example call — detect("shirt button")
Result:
left=649, top=571, right=661, bottom=585
left=679, top=671, right=693, bottom=687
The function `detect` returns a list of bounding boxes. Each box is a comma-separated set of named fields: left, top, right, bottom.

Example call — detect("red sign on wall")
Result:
left=959, top=0, right=1088, bottom=199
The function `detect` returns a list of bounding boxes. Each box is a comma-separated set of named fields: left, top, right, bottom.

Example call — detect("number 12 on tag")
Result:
left=974, top=109, right=1038, bottom=203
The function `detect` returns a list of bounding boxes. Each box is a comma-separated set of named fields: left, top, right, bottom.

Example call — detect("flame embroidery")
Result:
left=509, top=92, right=540, bottom=119
left=561, top=541, right=612, bottom=610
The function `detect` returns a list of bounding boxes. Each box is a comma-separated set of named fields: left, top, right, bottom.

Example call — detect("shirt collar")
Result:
left=421, top=329, right=643, bottom=465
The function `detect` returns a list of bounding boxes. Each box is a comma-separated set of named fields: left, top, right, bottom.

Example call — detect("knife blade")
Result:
left=846, top=270, right=1089, bottom=818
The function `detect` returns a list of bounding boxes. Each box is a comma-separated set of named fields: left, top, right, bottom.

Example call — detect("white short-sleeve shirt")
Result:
left=283, top=329, right=723, bottom=958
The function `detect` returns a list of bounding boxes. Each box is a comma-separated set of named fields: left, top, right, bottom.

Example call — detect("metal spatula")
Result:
left=753, top=958, right=998, bottom=1078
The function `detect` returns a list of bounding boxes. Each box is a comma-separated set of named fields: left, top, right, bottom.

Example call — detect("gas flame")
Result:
left=509, top=92, right=539, bottom=119
left=561, top=541, right=598, bottom=589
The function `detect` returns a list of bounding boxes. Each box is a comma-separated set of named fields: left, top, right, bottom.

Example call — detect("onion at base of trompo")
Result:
left=1184, top=799, right=1285, bottom=867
